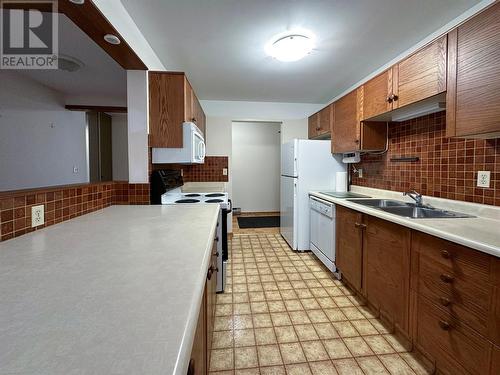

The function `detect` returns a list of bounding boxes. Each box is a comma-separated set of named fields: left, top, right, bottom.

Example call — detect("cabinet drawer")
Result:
left=412, top=232, right=494, bottom=285
left=417, top=254, right=493, bottom=338
left=415, top=295, right=492, bottom=375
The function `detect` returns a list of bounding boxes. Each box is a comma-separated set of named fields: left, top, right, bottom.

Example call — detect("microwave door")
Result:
left=193, top=133, right=205, bottom=163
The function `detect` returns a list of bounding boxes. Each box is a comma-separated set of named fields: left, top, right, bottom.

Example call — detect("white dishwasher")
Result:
left=309, top=196, right=338, bottom=275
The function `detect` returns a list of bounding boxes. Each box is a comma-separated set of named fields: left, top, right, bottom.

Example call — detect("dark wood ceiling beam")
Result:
left=65, top=105, right=127, bottom=113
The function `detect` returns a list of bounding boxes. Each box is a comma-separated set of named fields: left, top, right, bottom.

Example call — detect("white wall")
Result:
left=232, top=122, right=281, bottom=212
left=111, top=114, right=129, bottom=181
left=281, top=118, right=308, bottom=144
left=0, top=71, right=88, bottom=191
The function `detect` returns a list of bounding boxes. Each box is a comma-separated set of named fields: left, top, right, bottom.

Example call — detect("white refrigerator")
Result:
left=280, top=139, right=345, bottom=251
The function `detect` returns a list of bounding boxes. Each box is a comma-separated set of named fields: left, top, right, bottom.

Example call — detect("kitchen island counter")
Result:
left=0, top=205, right=219, bottom=375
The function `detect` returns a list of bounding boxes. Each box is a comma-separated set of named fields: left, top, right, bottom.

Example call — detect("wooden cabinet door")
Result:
left=362, top=69, right=393, bottom=120
left=447, top=2, right=500, bottom=138
left=332, top=89, right=361, bottom=153
left=190, top=288, right=207, bottom=375
left=336, top=206, right=364, bottom=292
left=393, top=36, right=447, bottom=109
left=192, top=94, right=206, bottom=136
left=318, top=104, right=333, bottom=136
left=308, top=112, right=320, bottom=139
left=149, top=72, right=186, bottom=148
left=184, top=78, right=194, bottom=123
left=363, top=215, right=411, bottom=333
left=206, top=242, right=217, bottom=364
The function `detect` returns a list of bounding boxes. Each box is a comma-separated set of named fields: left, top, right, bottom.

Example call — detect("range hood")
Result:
left=365, top=92, right=446, bottom=122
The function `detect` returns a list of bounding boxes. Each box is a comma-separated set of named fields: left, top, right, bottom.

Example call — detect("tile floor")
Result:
left=210, top=233, right=431, bottom=375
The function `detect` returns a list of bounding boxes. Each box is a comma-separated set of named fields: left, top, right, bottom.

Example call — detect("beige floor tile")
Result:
left=350, top=319, right=379, bottom=336
left=289, top=310, right=312, bottom=325
left=253, top=313, right=273, bottom=328
left=279, top=342, right=307, bottom=364
left=259, top=365, right=286, bottom=375
left=233, top=303, right=251, bottom=315
left=213, top=330, right=234, bottom=349
left=277, top=281, right=293, bottom=290
left=284, top=299, right=304, bottom=311
left=340, top=307, right=365, bottom=320
left=290, top=280, right=308, bottom=289
left=295, top=289, right=314, bottom=299
left=356, top=356, right=390, bottom=374
left=234, top=346, right=259, bottom=369
left=209, top=370, right=235, bottom=375
left=294, top=324, right=319, bottom=341
left=270, top=312, right=292, bottom=326
left=246, top=275, right=261, bottom=284
left=210, top=348, right=235, bottom=371
left=332, top=358, right=364, bottom=375
left=247, top=283, right=263, bottom=292
left=307, top=309, right=330, bottom=323
left=249, top=291, right=266, bottom=302
left=285, top=363, right=312, bottom=375
left=343, top=336, right=374, bottom=357
left=313, top=322, right=339, bottom=340
left=310, top=288, right=329, bottom=298
left=255, top=327, right=277, bottom=345
left=216, top=304, right=233, bottom=316
left=264, top=291, right=282, bottom=301
left=331, top=321, right=359, bottom=337
left=260, top=275, right=275, bottom=282
left=309, top=360, right=338, bottom=375
left=274, top=325, right=299, bottom=343
left=215, top=316, right=234, bottom=331
left=300, top=298, right=321, bottom=310
left=267, top=300, right=287, bottom=313
left=305, top=279, right=323, bottom=288
left=323, top=308, right=348, bottom=322
left=250, top=301, right=269, bottom=314
left=399, top=352, right=433, bottom=375
left=383, top=334, right=411, bottom=353
left=281, top=290, right=299, bottom=301
left=301, top=340, right=330, bottom=361
left=257, top=344, right=283, bottom=366
left=233, top=292, right=250, bottom=303
left=262, top=282, right=278, bottom=291
left=332, top=296, right=354, bottom=308
left=364, top=335, right=395, bottom=355
left=323, top=339, right=353, bottom=360
left=316, top=297, right=337, bottom=309
left=379, top=354, right=416, bottom=375
left=234, top=329, right=256, bottom=347
left=234, top=315, right=254, bottom=330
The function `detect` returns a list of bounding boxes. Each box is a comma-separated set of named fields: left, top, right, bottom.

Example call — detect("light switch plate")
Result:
left=477, top=171, right=491, bottom=188
left=32, top=205, right=45, bottom=227
left=223, top=168, right=228, bottom=176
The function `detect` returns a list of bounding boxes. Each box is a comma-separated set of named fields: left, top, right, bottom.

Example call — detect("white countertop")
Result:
left=181, top=182, right=227, bottom=193
left=0, top=205, right=220, bottom=375
left=310, top=186, right=500, bottom=258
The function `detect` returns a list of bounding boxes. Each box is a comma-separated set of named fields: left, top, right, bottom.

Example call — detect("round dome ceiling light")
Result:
left=266, top=32, right=315, bottom=62
left=104, top=34, right=121, bottom=45
left=69, top=0, right=85, bottom=4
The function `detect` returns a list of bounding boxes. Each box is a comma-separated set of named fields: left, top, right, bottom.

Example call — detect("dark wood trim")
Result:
left=2, top=1, right=147, bottom=70
left=65, top=105, right=127, bottom=113
left=445, top=30, right=457, bottom=137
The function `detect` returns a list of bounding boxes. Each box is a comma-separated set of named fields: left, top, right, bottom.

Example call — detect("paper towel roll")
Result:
left=336, top=171, right=348, bottom=192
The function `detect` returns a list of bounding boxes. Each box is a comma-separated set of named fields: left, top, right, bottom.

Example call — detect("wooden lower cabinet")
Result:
left=363, top=215, right=411, bottom=335
left=188, top=240, right=218, bottom=375
left=336, top=206, right=363, bottom=292
left=336, top=207, right=499, bottom=374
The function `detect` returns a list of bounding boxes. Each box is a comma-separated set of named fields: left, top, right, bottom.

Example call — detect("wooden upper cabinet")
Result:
left=393, top=35, right=447, bottom=109
left=362, top=69, right=393, bottom=120
left=149, top=72, right=206, bottom=148
left=332, top=89, right=360, bottom=153
left=308, top=105, right=332, bottom=139
left=446, top=2, right=500, bottom=138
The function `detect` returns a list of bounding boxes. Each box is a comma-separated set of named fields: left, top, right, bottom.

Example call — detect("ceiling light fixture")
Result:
left=104, top=34, right=121, bottom=45
left=69, top=0, right=85, bottom=4
left=266, top=31, right=315, bottom=62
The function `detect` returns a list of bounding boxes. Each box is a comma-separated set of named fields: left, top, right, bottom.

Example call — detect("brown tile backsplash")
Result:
left=352, top=112, right=500, bottom=206
left=153, top=155, right=229, bottom=182
left=0, top=181, right=150, bottom=242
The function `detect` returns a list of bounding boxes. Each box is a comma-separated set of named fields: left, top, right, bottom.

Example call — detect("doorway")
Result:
left=87, top=112, right=113, bottom=182
left=231, top=121, right=281, bottom=215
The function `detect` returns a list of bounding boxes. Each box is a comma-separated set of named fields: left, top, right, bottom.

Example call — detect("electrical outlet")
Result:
left=358, top=168, right=363, bottom=178
left=73, top=166, right=79, bottom=174
left=31, top=205, right=45, bottom=227
left=223, top=168, right=228, bottom=176
left=477, top=171, right=491, bottom=188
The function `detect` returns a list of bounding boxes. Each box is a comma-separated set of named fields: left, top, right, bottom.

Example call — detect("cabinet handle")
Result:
left=354, top=139, right=360, bottom=144
left=440, top=274, right=454, bottom=283
left=215, top=252, right=220, bottom=257
left=192, top=117, right=197, bottom=122
left=215, top=236, right=219, bottom=242
left=392, top=94, right=398, bottom=101
left=438, top=320, right=451, bottom=331
left=207, top=266, right=213, bottom=280
left=386, top=96, right=393, bottom=103
left=354, top=222, right=367, bottom=229
left=187, top=359, right=195, bottom=375
left=440, top=250, right=451, bottom=259
left=439, top=297, right=452, bottom=307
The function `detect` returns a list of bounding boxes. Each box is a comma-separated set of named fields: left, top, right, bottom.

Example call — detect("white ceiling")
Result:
left=122, top=0, right=481, bottom=103
left=18, top=14, right=127, bottom=105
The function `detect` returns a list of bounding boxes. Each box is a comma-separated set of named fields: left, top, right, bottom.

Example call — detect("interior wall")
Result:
left=0, top=71, right=88, bottom=191
left=232, top=122, right=281, bottom=212
left=281, top=118, right=308, bottom=143
left=111, top=114, right=129, bottom=181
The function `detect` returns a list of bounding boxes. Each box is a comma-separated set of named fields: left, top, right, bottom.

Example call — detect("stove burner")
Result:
left=175, top=199, right=200, bottom=203
left=184, top=193, right=201, bottom=197
left=205, top=199, right=224, bottom=203
left=205, top=193, right=225, bottom=197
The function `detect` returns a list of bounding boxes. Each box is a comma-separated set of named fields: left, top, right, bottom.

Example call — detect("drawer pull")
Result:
left=440, top=274, right=454, bottom=283
left=440, top=250, right=451, bottom=259
left=215, top=236, right=219, bottom=242
left=439, top=297, right=451, bottom=307
left=215, top=252, right=219, bottom=257
left=438, top=320, right=451, bottom=331
left=207, top=266, right=214, bottom=280
left=354, top=222, right=367, bottom=229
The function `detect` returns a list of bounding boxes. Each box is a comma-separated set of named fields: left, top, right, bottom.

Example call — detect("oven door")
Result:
left=192, top=132, right=206, bottom=163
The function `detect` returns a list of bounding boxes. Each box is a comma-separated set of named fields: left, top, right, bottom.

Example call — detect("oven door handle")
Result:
left=227, top=199, right=232, bottom=213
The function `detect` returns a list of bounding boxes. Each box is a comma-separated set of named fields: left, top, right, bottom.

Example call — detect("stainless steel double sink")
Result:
left=346, top=199, right=475, bottom=219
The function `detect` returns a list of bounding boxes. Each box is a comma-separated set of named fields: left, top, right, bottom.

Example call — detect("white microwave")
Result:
left=152, top=122, right=206, bottom=164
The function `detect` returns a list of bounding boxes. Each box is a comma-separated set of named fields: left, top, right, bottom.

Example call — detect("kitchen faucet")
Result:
left=404, top=190, right=424, bottom=207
